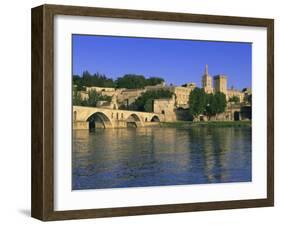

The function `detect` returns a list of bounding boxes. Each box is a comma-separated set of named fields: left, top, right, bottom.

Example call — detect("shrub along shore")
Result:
left=160, top=120, right=252, bottom=128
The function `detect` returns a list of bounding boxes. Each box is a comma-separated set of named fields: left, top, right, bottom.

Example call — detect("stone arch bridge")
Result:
left=73, top=106, right=164, bottom=130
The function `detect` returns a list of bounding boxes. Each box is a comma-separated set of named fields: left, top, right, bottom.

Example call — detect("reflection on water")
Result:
left=72, top=127, right=251, bottom=190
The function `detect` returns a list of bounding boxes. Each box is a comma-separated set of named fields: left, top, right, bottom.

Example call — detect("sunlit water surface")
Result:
left=72, top=127, right=251, bottom=190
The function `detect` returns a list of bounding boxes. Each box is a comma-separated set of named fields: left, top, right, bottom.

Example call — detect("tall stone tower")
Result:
left=201, top=64, right=213, bottom=93
left=214, top=75, right=227, bottom=95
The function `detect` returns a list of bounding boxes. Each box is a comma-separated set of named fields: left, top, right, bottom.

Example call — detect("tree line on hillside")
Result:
left=73, top=87, right=173, bottom=111
left=189, top=88, right=227, bottom=119
left=73, top=71, right=164, bottom=90
left=72, top=71, right=228, bottom=118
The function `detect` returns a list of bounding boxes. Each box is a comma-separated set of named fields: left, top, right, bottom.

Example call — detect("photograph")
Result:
left=72, top=34, right=252, bottom=190
left=30, top=3, right=274, bottom=221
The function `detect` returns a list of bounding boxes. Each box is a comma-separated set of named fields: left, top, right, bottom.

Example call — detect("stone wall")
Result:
left=227, top=88, right=245, bottom=102
left=153, top=97, right=176, bottom=122
left=86, top=86, right=115, bottom=92
left=77, top=91, right=89, bottom=100
left=117, top=89, right=144, bottom=106
left=171, top=86, right=194, bottom=108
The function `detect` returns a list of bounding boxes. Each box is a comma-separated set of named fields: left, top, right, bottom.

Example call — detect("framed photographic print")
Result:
left=31, top=4, right=274, bottom=221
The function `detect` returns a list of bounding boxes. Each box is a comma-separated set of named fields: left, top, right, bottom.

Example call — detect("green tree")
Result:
left=189, top=88, right=207, bottom=117
left=115, top=74, right=146, bottom=89
left=214, top=92, right=227, bottom=114
left=73, top=71, right=115, bottom=88
left=72, top=90, right=83, bottom=106
left=204, top=92, right=227, bottom=120
left=73, top=90, right=112, bottom=107
left=144, top=99, right=154, bottom=112
left=228, top=96, right=240, bottom=103
left=134, top=89, right=173, bottom=112
left=205, top=93, right=217, bottom=119
left=116, top=75, right=165, bottom=89
left=73, top=72, right=165, bottom=89
left=73, top=75, right=86, bottom=91
left=145, top=77, right=164, bottom=86
left=86, top=90, right=112, bottom=107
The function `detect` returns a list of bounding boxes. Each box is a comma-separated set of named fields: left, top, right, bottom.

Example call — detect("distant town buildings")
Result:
left=74, top=65, right=251, bottom=121
left=201, top=64, right=246, bottom=103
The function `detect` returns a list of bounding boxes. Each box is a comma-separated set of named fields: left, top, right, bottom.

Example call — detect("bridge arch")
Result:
left=87, top=112, right=112, bottom=130
left=151, top=115, right=160, bottom=122
left=73, top=111, right=77, bottom=121
left=126, top=113, right=142, bottom=128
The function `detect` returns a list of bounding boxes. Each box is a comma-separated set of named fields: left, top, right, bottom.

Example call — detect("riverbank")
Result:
left=160, top=120, right=251, bottom=128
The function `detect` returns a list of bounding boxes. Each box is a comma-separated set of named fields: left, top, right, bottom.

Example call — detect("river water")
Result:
left=72, top=127, right=251, bottom=190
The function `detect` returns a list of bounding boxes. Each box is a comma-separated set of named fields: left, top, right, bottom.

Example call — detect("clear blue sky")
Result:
left=72, top=34, right=252, bottom=89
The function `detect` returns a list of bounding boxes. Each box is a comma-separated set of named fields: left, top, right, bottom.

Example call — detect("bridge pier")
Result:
left=73, top=121, right=89, bottom=130
left=114, top=120, right=127, bottom=128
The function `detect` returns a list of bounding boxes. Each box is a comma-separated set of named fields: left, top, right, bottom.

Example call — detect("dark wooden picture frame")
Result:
left=31, top=4, right=274, bottom=221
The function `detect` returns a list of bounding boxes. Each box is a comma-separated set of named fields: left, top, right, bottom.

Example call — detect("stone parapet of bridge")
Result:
left=73, top=106, right=164, bottom=129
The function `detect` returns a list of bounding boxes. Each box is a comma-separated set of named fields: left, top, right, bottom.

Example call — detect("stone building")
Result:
left=74, top=65, right=251, bottom=121
left=182, top=82, right=196, bottom=89
left=201, top=65, right=248, bottom=103
left=145, top=82, right=195, bottom=109
left=242, top=88, right=252, bottom=104
left=227, top=87, right=245, bottom=103
left=201, top=65, right=213, bottom=94
left=214, top=74, right=228, bottom=95
left=77, top=90, right=89, bottom=100
left=168, top=86, right=195, bottom=108
left=153, top=96, right=177, bottom=122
